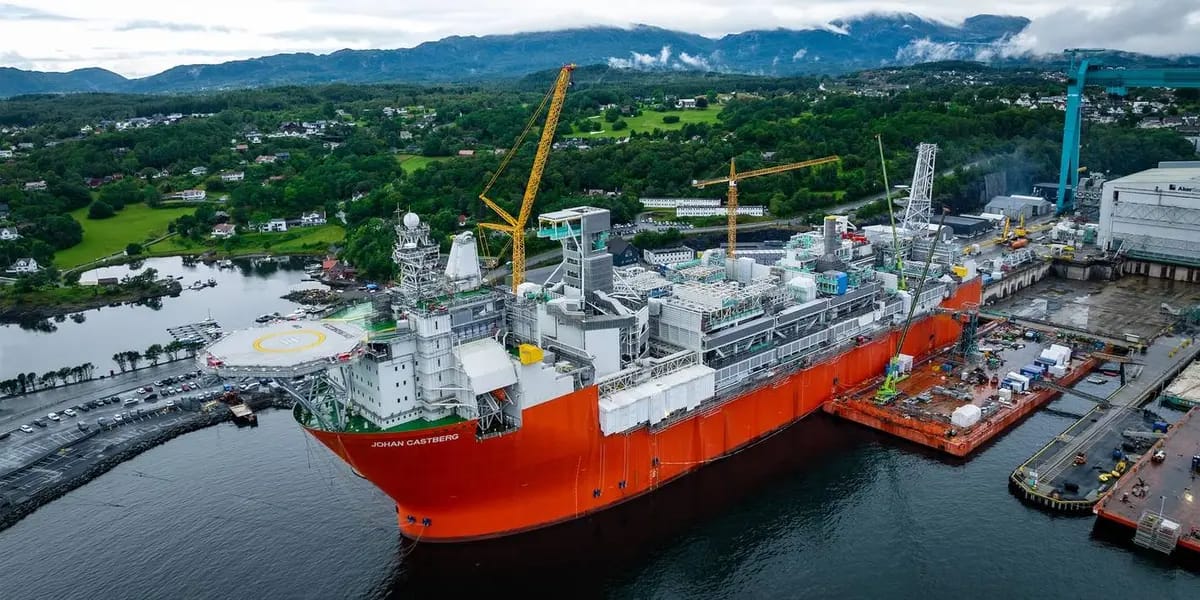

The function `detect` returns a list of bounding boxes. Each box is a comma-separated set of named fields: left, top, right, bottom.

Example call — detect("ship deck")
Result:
left=200, top=320, right=367, bottom=378
left=1095, top=406, right=1200, bottom=554
left=294, top=404, right=466, bottom=434
left=827, top=320, right=1097, bottom=457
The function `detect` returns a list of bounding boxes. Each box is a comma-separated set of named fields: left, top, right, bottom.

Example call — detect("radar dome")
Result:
left=403, top=212, right=420, bottom=228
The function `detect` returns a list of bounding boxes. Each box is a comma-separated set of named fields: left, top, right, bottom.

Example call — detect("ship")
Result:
left=207, top=206, right=979, bottom=543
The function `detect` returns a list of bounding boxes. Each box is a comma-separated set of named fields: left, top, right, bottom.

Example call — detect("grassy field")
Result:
left=396, top=154, right=451, bottom=174
left=55, top=204, right=196, bottom=269
left=575, top=105, right=722, bottom=138
left=146, top=224, right=345, bottom=257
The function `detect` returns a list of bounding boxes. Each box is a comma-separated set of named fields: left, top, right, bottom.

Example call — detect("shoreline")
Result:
left=0, top=395, right=288, bottom=533
left=0, top=280, right=183, bottom=323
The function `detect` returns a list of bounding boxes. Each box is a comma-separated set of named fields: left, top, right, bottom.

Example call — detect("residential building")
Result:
left=261, top=219, right=288, bottom=233
left=0, top=203, right=9, bottom=219
left=8, top=257, right=39, bottom=273
left=274, top=152, right=290, bottom=161
left=0, top=150, right=12, bottom=158
left=607, top=237, right=639, bottom=267
left=643, top=247, right=694, bottom=266
left=676, top=205, right=765, bottom=218
left=220, top=171, right=245, bottom=182
left=190, top=166, right=208, bottom=176
left=166, top=189, right=207, bottom=201
left=300, top=212, right=326, bottom=226
left=23, top=180, right=47, bottom=191
left=457, top=149, right=475, bottom=157
left=676, top=98, right=697, bottom=109
left=255, top=155, right=277, bottom=164
left=0, top=226, right=20, bottom=241
left=211, top=223, right=237, bottom=238
left=640, top=197, right=720, bottom=209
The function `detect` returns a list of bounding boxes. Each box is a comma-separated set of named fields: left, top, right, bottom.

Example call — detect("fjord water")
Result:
left=0, top=260, right=1196, bottom=598
left=1, top=405, right=1196, bottom=599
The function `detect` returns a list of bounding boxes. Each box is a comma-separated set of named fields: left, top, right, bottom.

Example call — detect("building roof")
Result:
left=985, top=195, right=1051, bottom=210
left=647, top=246, right=693, bottom=255
left=607, top=237, right=635, bottom=254
left=1109, top=161, right=1200, bottom=185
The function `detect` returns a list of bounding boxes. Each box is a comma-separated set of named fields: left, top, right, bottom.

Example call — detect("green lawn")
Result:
left=574, top=105, right=722, bottom=138
left=55, top=204, right=197, bottom=269
left=146, top=224, right=345, bottom=257
left=396, top=154, right=451, bottom=174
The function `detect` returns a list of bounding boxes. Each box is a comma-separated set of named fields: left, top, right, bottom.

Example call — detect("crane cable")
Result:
left=479, top=79, right=557, bottom=203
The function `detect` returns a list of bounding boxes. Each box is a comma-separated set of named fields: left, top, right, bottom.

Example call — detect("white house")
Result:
left=0, top=226, right=19, bottom=241
left=261, top=218, right=288, bottom=233
left=8, top=257, right=39, bottom=273
left=23, top=180, right=47, bottom=191
left=171, top=189, right=207, bottom=201
left=643, top=247, right=694, bottom=265
left=220, top=171, right=245, bottom=182
left=0, top=150, right=12, bottom=158
left=190, top=166, right=208, bottom=176
left=676, top=98, right=697, bottom=109
left=211, top=223, right=236, bottom=238
left=300, top=212, right=326, bottom=226
left=676, top=205, right=765, bottom=218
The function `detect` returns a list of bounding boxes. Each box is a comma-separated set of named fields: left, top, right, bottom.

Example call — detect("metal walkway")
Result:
left=1037, top=379, right=1114, bottom=406
left=1002, top=315, right=1138, bottom=350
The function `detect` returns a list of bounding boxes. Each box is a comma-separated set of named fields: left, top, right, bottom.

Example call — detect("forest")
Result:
left=0, top=65, right=1196, bottom=282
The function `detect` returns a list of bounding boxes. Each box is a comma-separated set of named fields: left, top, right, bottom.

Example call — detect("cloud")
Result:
left=0, top=2, right=76, bottom=21
left=792, top=48, right=808, bottom=61
left=116, top=20, right=236, bottom=33
left=1005, top=0, right=1200, bottom=56
left=677, top=51, right=710, bottom=70
left=0, top=51, right=36, bottom=70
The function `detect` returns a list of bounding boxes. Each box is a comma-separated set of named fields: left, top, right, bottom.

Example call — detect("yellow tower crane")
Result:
left=477, top=63, right=574, bottom=293
left=693, top=155, right=840, bottom=257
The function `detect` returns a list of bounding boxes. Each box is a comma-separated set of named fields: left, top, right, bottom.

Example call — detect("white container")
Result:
left=998, top=388, right=1013, bottom=402
left=1049, top=365, right=1067, bottom=378
left=951, top=404, right=982, bottom=428
left=897, top=354, right=914, bottom=374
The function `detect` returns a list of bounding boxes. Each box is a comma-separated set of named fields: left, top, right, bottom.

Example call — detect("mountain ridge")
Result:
left=0, top=13, right=1188, bottom=97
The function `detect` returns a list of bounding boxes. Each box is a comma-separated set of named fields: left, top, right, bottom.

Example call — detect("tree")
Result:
left=164, top=340, right=184, bottom=361
left=694, top=96, right=709, bottom=108
left=113, top=352, right=129, bottom=372
left=25, top=372, right=36, bottom=391
left=81, top=362, right=95, bottom=380
left=56, top=366, right=71, bottom=385
left=662, top=115, right=680, bottom=124
left=144, top=343, right=164, bottom=365
left=126, top=350, right=143, bottom=371
left=16, top=372, right=27, bottom=394
left=89, top=200, right=115, bottom=219
left=126, top=242, right=143, bottom=256
left=611, top=119, right=629, bottom=131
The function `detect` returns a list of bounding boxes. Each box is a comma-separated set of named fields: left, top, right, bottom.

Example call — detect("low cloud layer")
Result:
left=1007, top=0, right=1200, bottom=56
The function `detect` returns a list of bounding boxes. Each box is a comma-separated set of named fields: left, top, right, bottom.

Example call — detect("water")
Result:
left=1, top=406, right=1196, bottom=598
left=0, top=257, right=321, bottom=381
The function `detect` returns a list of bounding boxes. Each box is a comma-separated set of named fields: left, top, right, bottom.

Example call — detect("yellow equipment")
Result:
left=693, top=155, right=839, bottom=257
left=1014, top=214, right=1028, bottom=238
left=518, top=344, right=544, bottom=365
left=478, top=64, right=574, bottom=292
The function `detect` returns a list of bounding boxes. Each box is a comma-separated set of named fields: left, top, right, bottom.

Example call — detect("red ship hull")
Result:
left=304, top=279, right=981, bottom=542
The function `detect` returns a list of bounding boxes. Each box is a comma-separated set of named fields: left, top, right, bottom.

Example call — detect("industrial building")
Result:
left=639, top=197, right=720, bottom=209
left=676, top=205, right=766, bottom=218
left=983, top=195, right=1053, bottom=221
left=643, top=247, right=695, bottom=266
left=940, top=215, right=992, bottom=238
left=1099, top=161, right=1200, bottom=266
left=606, top=237, right=640, bottom=267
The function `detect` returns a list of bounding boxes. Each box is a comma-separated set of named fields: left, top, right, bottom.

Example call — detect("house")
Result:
left=299, top=212, right=326, bottom=226
left=190, top=166, right=208, bottom=176
left=643, top=247, right=694, bottom=266
left=0, top=150, right=12, bottom=158
left=323, top=259, right=356, bottom=281
left=0, top=203, right=9, bottom=220
left=0, top=226, right=20, bottom=241
left=676, top=98, right=697, bottom=109
left=607, top=237, right=639, bottom=267
left=234, top=143, right=249, bottom=152
left=398, top=131, right=413, bottom=140
left=261, top=218, right=288, bottom=232
left=165, top=189, right=207, bottom=202
left=85, top=177, right=104, bottom=188
left=23, top=180, right=47, bottom=191
left=220, top=171, right=245, bottom=182
left=7, top=257, right=39, bottom=273
left=457, top=149, right=475, bottom=157
left=274, top=152, right=290, bottom=161
left=255, top=155, right=277, bottom=164
left=211, top=223, right=236, bottom=238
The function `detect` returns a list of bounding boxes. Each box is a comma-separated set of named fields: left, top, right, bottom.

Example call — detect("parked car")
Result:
left=32, top=419, right=46, bottom=428
left=63, top=408, right=77, bottom=417
left=76, top=421, right=89, bottom=432
left=47, top=412, right=60, bottom=421
left=20, top=424, right=34, bottom=433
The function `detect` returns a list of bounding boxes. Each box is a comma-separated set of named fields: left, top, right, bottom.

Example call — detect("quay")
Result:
left=1010, top=336, right=1200, bottom=512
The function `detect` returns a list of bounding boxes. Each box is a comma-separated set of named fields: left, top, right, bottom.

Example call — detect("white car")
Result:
left=62, top=408, right=77, bottom=417
left=20, top=424, right=33, bottom=433
left=47, top=412, right=60, bottom=421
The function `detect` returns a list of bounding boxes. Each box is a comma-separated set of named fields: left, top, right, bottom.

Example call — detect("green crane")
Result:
left=876, top=208, right=949, bottom=403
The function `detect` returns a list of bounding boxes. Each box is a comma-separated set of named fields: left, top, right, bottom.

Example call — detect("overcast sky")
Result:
left=0, top=0, right=1196, bottom=78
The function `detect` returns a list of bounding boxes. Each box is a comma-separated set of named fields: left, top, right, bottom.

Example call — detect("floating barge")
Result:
left=1094, top=406, right=1200, bottom=555
left=825, top=319, right=1097, bottom=457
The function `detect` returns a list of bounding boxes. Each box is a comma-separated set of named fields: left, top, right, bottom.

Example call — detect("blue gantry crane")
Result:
left=1055, top=49, right=1200, bottom=214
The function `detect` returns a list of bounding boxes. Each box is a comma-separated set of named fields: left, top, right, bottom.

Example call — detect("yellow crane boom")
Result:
left=693, top=155, right=839, bottom=257
left=478, top=63, right=574, bottom=292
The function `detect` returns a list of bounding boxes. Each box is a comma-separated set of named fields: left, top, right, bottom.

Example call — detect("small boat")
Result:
left=285, top=310, right=306, bottom=321
left=70, top=313, right=86, bottom=323
left=1087, top=376, right=1107, bottom=384
left=207, top=278, right=217, bottom=286
left=190, top=281, right=206, bottom=290
left=255, top=313, right=278, bottom=323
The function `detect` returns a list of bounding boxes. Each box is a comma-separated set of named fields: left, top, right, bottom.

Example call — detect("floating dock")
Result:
left=1011, top=337, right=1200, bottom=512
left=1094, top=406, right=1200, bottom=555
left=825, top=318, right=1097, bottom=457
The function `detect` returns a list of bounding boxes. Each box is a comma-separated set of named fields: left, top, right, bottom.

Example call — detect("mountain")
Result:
left=0, top=13, right=1100, bottom=97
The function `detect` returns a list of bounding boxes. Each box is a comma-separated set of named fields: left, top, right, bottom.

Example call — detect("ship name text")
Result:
left=372, top=433, right=460, bottom=448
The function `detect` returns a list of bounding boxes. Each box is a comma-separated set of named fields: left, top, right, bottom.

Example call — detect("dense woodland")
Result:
left=0, top=64, right=1197, bottom=281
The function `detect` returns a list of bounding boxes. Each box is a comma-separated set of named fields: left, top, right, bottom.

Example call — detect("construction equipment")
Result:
left=877, top=134, right=906, bottom=290
left=693, top=155, right=839, bottom=257
left=995, top=217, right=1012, bottom=245
left=1055, top=51, right=1200, bottom=213
left=877, top=208, right=951, bottom=402
left=478, top=63, right=574, bottom=292
left=1014, top=214, right=1028, bottom=239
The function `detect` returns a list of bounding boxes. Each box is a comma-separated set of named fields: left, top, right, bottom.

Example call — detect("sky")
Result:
left=0, top=0, right=1197, bottom=78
